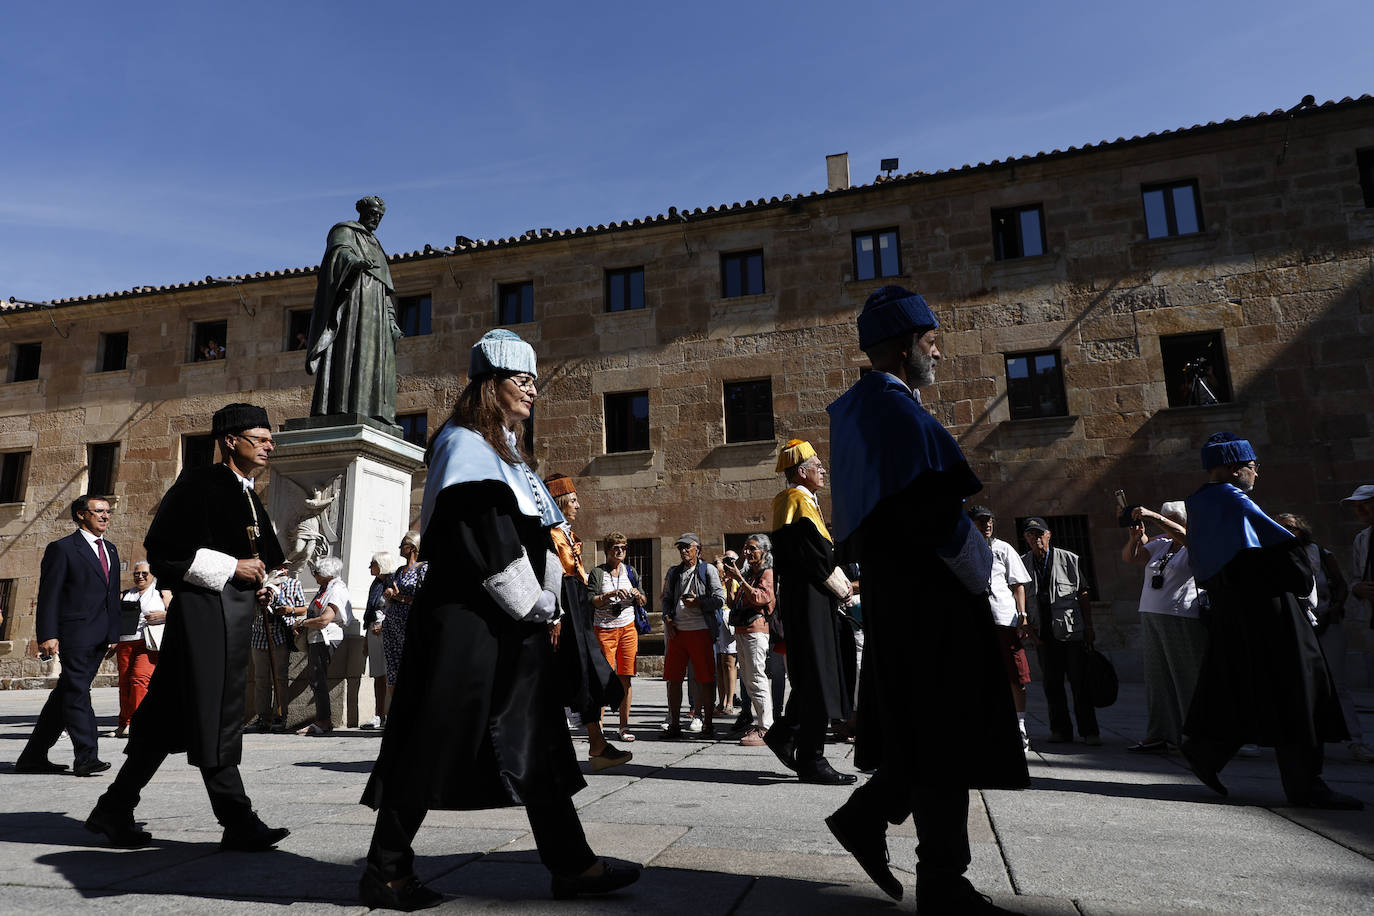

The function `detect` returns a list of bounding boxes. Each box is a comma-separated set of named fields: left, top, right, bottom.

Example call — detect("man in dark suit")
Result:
left=87, top=403, right=290, bottom=850
left=16, top=495, right=122, bottom=776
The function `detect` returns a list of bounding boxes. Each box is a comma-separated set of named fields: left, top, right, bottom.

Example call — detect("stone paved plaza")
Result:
left=1, top=679, right=1371, bottom=914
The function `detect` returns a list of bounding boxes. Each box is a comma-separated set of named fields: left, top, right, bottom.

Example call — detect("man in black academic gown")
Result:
left=765, top=439, right=856, bottom=785
left=824, top=286, right=1028, bottom=914
left=1179, top=432, right=1361, bottom=810
left=86, top=403, right=293, bottom=848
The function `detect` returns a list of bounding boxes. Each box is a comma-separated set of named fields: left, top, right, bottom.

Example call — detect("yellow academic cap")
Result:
left=775, top=438, right=816, bottom=473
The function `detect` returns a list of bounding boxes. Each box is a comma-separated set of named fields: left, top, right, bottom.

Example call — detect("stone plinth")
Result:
left=262, top=420, right=424, bottom=728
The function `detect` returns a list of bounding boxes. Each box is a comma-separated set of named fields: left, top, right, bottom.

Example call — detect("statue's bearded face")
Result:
left=360, top=207, right=384, bottom=232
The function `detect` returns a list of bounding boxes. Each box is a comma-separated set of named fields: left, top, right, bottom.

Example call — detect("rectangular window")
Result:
left=1005, top=350, right=1068, bottom=420
left=0, top=451, right=29, bottom=503
left=396, top=294, right=433, bottom=337
left=624, top=538, right=654, bottom=591
left=192, top=320, right=228, bottom=361
left=98, top=332, right=129, bottom=372
left=398, top=412, right=428, bottom=448
left=991, top=204, right=1046, bottom=260
left=498, top=282, right=534, bottom=325
left=11, top=342, right=41, bottom=382
left=0, top=578, right=12, bottom=639
left=287, top=309, right=312, bottom=351
left=1015, top=514, right=1099, bottom=599
left=723, top=379, right=774, bottom=443
left=723, top=532, right=753, bottom=558
left=1358, top=148, right=1374, bottom=209
left=1142, top=180, right=1203, bottom=239
left=604, top=391, right=650, bottom=453
left=1160, top=331, right=1232, bottom=408
left=182, top=433, right=216, bottom=471
left=721, top=250, right=765, bottom=298
left=606, top=267, right=646, bottom=312
left=88, top=442, right=120, bottom=497
left=853, top=228, right=901, bottom=281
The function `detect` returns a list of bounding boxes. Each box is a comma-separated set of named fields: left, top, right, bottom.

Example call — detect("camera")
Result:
left=1150, top=574, right=1165, bottom=590
left=724, top=556, right=737, bottom=568
left=1114, top=489, right=1141, bottom=528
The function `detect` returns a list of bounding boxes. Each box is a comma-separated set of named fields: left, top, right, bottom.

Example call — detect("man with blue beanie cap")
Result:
left=1180, top=433, right=1359, bottom=809
left=823, top=287, right=1028, bottom=913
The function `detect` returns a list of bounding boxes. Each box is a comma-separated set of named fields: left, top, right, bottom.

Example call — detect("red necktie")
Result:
left=97, top=539, right=109, bottom=580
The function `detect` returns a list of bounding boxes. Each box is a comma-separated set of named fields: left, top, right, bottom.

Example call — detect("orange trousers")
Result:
left=114, top=640, right=158, bottom=727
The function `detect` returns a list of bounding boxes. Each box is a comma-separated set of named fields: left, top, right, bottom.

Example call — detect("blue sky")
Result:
left=3, top=1, right=1371, bottom=301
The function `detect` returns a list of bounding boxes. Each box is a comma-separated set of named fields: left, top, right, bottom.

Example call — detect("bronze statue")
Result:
left=306, top=196, right=402, bottom=426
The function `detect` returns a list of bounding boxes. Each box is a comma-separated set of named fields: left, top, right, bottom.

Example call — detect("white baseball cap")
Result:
left=1341, top=484, right=1374, bottom=503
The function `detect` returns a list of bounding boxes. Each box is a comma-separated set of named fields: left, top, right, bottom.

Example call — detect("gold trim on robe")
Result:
left=772, top=487, right=832, bottom=543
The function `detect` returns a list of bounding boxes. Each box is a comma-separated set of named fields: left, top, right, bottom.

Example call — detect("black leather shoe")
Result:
left=825, top=808, right=902, bottom=901
left=1180, top=740, right=1228, bottom=797
left=73, top=759, right=112, bottom=777
left=797, top=758, right=857, bottom=785
left=763, top=726, right=798, bottom=772
left=550, top=859, right=641, bottom=900
left=13, top=757, right=69, bottom=775
left=85, top=805, right=153, bottom=847
left=916, top=874, right=1025, bottom=914
left=220, top=817, right=290, bottom=851
left=358, top=867, right=443, bottom=911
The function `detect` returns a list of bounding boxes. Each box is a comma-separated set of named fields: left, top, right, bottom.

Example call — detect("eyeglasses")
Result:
left=237, top=433, right=276, bottom=448
left=85, top=508, right=113, bottom=517
left=503, top=374, right=537, bottom=394
left=132, top=571, right=150, bottom=578
left=609, top=545, right=627, bottom=552
left=742, top=546, right=761, bottom=553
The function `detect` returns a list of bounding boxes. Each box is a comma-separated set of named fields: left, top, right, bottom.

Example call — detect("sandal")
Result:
left=297, top=723, right=332, bottom=737
left=618, top=730, right=636, bottom=742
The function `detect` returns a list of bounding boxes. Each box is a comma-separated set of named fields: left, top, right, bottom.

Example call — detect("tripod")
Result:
left=1184, top=371, right=1218, bottom=407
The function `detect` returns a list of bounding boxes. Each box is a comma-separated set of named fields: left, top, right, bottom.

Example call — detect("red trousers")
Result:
left=114, top=640, right=158, bottom=727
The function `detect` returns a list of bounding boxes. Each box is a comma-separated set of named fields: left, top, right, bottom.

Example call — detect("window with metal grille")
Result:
left=604, top=392, right=649, bottom=453
left=606, top=267, right=646, bottom=312
left=182, top=433, right=216, bottom=471
left=0, top=579, right=14, bottom=639
left=723, top=379, right=774, bottom=443
left=853, top=228, right=900, bottom=280
left=1142, top=180, right=1204, bottom=238
left=11, top=342, right=41, bottom=382
left=498, top=282, right=534, bottom=324
left=1015, top=514, right=1098, bottom=599
left=721, top=250, right=765, bottom=298
left=1005, top=350, right=1068, bottom=419
left=624, top=538, right=655, bottom=608
left=398, top=412, right=428, bottom=448
left=88, top=443, right=119, bottom=497
left=0, top=451, right=29, bottom=503
left=991, top=204, right=1046, bottom=260
left=396, top=294, right=432, bottom=336
left=98, top=332, right=129, bottom=372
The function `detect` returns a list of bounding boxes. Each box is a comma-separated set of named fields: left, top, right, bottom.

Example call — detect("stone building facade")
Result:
left=2, top=95, right=1372, bottom=685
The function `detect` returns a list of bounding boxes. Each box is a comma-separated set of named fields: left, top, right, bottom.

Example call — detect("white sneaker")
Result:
left=688, top=716, right=704, bottom=734
left=1348, top=741, right=1374, bottom=763
left=361, top=716, right=382, bottom=729
left=1237, top=744, right=1261, bottom=758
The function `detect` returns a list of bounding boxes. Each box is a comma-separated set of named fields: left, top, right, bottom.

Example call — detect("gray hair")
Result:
left=313, top=555, right=344, bottom=580
left=371, top=551, right=401, bottom=575
left=401, top=530, right=421, bottom=552
left=743, top=533, right=773, bottom=572
left=133, top=560, right=151, bottom=571
left=1160, top=501, right=1187, bottom=525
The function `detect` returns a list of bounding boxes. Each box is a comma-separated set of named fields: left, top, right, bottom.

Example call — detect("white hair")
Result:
left=371, top=551, right=401, bottom=575
left=313, top=555, right=345, bottom=580
left=1160, top=501, right=1187, bottom=524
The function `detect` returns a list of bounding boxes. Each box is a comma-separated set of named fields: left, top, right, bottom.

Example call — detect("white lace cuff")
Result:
left=823, top=566, right=851, bottom=600
left=484, top=548, right=542, bottom=621
left=186, top=549, right=238, bottom=591
left=540, top=550, right=564, bottom=621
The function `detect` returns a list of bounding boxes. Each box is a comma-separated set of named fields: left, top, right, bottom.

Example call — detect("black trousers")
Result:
left=774, top=670, right=830, bottom=764
left=307, top=642, right=335, bottom=725
left=1182, top=736, right=1326, bottom=803
left=837, top=765, right=971, bottom=878
left=21, top=642, right=106, bottom=766
left=100, top=737, right=253, bottom=828
left=367, top=795, right=596, bottom=881
left=1037, top=635, right=1098, bottom=738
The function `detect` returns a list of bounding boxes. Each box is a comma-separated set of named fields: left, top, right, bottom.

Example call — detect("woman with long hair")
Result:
left=360, top=330, right=640, bottom=910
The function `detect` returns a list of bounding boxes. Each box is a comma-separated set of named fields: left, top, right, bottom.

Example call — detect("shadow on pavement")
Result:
left=590, top=763, right=793, bottom=786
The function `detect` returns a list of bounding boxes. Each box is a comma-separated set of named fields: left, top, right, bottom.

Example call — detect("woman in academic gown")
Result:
left=359, top=330, right=640, bottom=910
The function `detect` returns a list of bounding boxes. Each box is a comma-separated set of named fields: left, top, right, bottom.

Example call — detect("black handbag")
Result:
left=1087, top=648, right=1119, bottom=708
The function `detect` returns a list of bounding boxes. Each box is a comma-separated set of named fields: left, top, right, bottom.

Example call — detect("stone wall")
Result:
left=2, top=99, right=1372, bottom=684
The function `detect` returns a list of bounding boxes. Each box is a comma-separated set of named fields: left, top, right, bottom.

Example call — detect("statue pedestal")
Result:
left=251, top=420, right=424, bottom=728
